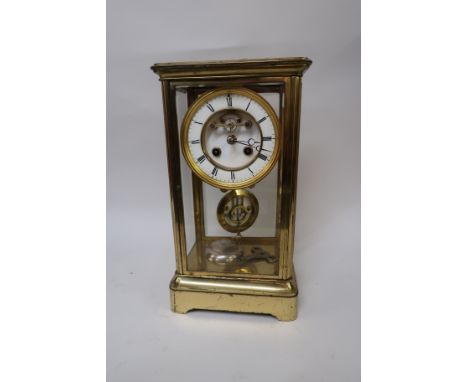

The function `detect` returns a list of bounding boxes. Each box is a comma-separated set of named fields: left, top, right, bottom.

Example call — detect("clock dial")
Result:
left=181, top=88, right=280, bottom=189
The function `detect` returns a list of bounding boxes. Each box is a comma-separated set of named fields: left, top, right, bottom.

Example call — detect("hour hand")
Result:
left=234, top=140, right=251, bottom=146
left=235, top=138, right=257, bottom=146
left=237, top=139, right=271, bottom=153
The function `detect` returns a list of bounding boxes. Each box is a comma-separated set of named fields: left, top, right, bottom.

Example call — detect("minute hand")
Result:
left=234, top=140, right=252, bottom=147
left=236, top=140, right=271, bottom=152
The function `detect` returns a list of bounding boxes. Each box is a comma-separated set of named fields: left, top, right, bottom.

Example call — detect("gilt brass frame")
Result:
left=152, top=58, right=311, bottom=320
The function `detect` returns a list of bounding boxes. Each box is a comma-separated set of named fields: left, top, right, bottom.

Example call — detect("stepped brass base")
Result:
left=169, top=272, right=298, bottom=321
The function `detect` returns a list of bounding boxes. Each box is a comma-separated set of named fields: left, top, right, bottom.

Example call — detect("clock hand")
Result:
left=234, top=140, right=251, bottom=146
left=255, top=146, right=271, bottom=152
left=236, top=138, right=261, bottom=146
left=236, top=139, right=271, bottom=152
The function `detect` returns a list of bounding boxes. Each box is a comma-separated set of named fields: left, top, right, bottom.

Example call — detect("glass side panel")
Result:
left=175, top=88, right=196, bottom=254
left=174, top=84, right=283, bottom=277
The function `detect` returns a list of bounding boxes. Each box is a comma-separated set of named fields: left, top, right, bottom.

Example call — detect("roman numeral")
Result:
left=257, top=116, right=268, bottom=124
left=226, top=94, right=232, bottom=107
left=197, top=155, right=206, bottom=163
left=248, top=167, right=254, bottom=175
left=231, top=171, right=235, bottom=180
left=245, top=100, right=251, bottom=111
left=190, top=139, right=200, bottom=144
left=258, top=153, right=268, bottom=161
left=193, top=120, right=202, bottom=125
left=211, top=167, right=218, bottom=177
left=262, top=136, right=273, bottom=141
left=206, top=103, right=215, bottom=112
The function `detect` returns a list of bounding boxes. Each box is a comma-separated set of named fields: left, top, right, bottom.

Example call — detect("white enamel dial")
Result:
left=181, top=88, right=280, bottom=189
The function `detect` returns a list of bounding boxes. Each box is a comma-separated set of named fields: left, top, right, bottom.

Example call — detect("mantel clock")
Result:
left=151, top=57, right=311, bottom=320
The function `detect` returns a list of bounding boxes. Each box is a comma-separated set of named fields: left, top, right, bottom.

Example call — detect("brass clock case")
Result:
left=152, top=57, right=312, bottom=321
left=180, top=87, right=280, bottom=189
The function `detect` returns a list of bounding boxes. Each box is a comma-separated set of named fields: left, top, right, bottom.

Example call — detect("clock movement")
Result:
left=151, top=58, right=311, bottom=320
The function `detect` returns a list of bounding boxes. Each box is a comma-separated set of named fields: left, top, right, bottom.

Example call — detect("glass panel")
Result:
left=174, top=83, right=283, bottom=277
left=202, top=166, right=277, bottom=237
left=175, top=88, right=196, bottom=254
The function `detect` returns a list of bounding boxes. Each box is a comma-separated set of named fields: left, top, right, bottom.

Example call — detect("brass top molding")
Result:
left=151, top=57, right=312, bottom=80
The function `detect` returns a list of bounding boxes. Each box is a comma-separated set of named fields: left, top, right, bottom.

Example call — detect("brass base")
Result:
left=169, top=272, right=298, bottom=321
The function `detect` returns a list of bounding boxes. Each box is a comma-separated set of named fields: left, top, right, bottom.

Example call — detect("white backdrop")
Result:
left=107, top=0, right=360, bottom=381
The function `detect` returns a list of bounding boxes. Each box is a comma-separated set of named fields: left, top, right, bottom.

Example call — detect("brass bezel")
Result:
left=180, top=87, right=280, bottom=190
left=216, top=189, right=259, bottom=233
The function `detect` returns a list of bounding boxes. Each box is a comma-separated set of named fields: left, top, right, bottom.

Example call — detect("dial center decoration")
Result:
left=202, top=109, right=262, bottom=171
left=181, top=88, right=280, bottom=189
